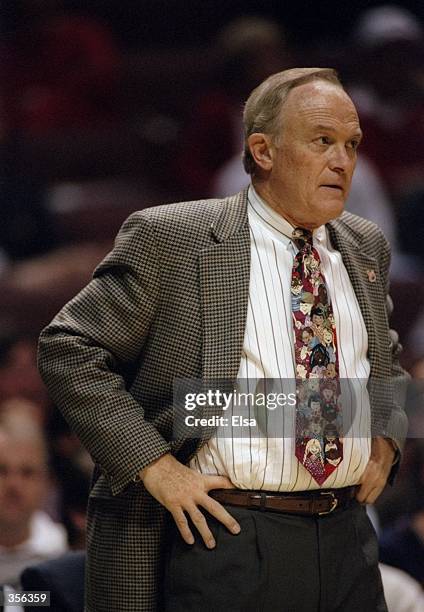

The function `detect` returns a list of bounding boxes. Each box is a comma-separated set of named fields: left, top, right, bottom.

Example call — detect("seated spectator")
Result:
left=0, top=409, right=68, bottom=589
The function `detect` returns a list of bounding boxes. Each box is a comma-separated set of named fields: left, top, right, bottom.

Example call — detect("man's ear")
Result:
left=247, top=133, right=274, bottom=172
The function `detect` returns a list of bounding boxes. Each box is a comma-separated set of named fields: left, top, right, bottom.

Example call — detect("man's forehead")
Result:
left=284, top=81, right=360, bottom=127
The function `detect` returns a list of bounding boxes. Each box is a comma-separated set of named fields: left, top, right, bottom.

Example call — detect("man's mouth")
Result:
left=320, top=184, right=343, bottom=191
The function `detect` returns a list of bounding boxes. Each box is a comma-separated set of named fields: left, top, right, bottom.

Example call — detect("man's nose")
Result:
left=329, top=145, right=352, bottom=174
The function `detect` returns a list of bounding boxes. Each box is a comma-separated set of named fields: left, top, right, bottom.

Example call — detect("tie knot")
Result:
left=292, top=227, right=313, bottom=251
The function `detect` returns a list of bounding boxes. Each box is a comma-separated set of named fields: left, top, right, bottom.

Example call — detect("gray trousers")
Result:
left=163, top=500, right=387, bottom=612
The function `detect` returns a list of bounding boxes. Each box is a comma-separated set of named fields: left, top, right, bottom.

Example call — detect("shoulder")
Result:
left=130, top=195, right=229, bottom=227
left=97, top=193, right=245, bottom=274
left=125, top=191, right=246, bottom=245
left=140, top=196, right=228, bottom=228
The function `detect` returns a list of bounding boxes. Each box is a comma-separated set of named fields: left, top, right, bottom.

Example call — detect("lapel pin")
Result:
left=366, top=269, right=377, bottom=283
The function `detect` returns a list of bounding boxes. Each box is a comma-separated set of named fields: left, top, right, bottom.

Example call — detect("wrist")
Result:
left=134, top=452, right=173, bottom=484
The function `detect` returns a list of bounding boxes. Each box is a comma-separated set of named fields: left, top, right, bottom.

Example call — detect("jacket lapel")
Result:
left=199, top=189, right=251, bottom=380
left=327, top=214, right=388, bottom=377
left=175, top=190, right=251, bottom=460
left=184, top=190, right=251, bottom=450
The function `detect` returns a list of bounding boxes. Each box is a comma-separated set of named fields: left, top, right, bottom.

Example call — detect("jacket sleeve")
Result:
left=38, top=211, right=171, bottom=496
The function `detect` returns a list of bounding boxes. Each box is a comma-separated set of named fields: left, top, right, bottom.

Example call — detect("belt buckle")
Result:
left=318, top=491, right=338, bottom=515
left=248, top=492, right=266, bottom=511
left=248, top=493, right=262, bottom=503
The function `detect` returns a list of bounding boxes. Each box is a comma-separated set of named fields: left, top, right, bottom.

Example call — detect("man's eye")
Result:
left=347, top=140, right=360, bottom=150
left=318, top=136, right=330, bottom=145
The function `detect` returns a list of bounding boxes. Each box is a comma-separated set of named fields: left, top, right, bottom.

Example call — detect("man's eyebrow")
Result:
left=313, top=124, right=363, bottom=140
left=313, top=124, right=337, bottom=132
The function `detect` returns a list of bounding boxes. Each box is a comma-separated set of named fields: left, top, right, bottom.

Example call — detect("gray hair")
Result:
left=242, top=67, right=343, bottom=175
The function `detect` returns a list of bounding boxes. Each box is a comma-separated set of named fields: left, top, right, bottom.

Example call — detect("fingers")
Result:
left=365, top=487, right=381, bottom=505
left=172, top=508, right=195, bottom=546
left=201, top=496, right=241, bottom=536
left=203, top=474, right=236, bottom=490
left=141, top=458, right=240, bottom=548
left=201, top=476, right=241, bottom=537
left=356, top=483, right=382, bottom=505
left=356, top=458, right=389, bottom=504
left=171, top=498, right=240, bottom=549
left=186, top=504, right=217, bottom=549
left=355, top=483, right=367, bottom=504
left=356, top=463, right=371, bottom=503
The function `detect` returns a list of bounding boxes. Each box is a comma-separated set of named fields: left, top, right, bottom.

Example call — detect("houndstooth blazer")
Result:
left=38, top=188, right=408, bottom=612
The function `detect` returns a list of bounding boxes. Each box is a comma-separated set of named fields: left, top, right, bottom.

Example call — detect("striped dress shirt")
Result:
left=190, top=185, right=371, bottom=491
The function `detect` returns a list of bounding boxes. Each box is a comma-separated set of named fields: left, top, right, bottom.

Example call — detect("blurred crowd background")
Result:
left=1, top=0, right=423, bottom=606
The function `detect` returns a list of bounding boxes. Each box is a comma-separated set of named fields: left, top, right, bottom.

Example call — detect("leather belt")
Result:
left=209, top=485, right=358, bottom=516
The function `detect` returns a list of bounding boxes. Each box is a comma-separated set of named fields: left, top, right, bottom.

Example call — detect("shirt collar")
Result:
left=248, top=184, right=327, bottom=248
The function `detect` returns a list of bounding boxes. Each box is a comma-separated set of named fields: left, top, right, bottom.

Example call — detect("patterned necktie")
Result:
left=291, top=227, right=343, bottom=485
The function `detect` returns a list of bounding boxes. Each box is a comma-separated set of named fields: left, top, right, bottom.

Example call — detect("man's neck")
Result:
left=251, top=179, right=316, bottom=230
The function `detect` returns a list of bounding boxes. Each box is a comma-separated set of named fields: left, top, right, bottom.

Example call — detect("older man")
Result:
left=38, top=68, right=408, bottom=612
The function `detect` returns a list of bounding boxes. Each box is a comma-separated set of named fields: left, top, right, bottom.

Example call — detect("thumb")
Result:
left=203, top=474, right=235, bottom=491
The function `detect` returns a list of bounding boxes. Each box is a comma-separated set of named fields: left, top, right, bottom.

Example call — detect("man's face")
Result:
left=264, top=81, right=362, bottom=229
left=0, top=435, right=47, bottom=529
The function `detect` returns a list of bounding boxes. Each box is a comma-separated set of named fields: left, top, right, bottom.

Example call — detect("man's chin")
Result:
left=314, top=200, right=345, bottom=225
